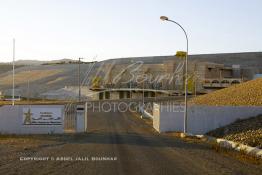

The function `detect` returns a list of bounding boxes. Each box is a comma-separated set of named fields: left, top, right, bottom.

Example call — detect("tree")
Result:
left=92, top=76, right=102, bottom=88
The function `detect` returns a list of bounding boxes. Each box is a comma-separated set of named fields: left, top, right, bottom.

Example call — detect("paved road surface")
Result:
left=0, top=109, right=261, bottom=175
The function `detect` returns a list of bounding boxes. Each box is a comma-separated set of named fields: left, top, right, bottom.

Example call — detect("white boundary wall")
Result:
left=0, top=105, right=64, bottom=134
left=153, top=104, right=262, bottom=134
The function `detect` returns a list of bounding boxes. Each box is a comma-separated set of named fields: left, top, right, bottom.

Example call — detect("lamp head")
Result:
left=160, top=16, right=169, bottom=21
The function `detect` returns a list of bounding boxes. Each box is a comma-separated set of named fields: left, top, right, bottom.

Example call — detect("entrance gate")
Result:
left=64, top=103, right=77, bottom=132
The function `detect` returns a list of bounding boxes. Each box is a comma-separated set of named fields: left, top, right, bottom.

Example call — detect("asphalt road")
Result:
left=0, top=108, right=261, bottom=175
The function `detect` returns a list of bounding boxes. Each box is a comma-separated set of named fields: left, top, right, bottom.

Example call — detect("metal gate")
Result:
left=64, top=103, right=77, bottom=132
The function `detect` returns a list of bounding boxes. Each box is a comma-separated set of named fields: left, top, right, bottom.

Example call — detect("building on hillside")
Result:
left=96, top=60, right=252, bottom=94
left=88, top=88, right=169, bottom=101
left=194, top=62, right=245, bottom=93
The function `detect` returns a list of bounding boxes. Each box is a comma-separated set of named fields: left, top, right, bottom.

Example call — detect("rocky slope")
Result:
left=190, top=78, right=262, bottom=106
left=207, top=115, right=262, bottom=148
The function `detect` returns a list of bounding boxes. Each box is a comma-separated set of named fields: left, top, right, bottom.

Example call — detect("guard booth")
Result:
left=76, top=104, right=87, bottom=132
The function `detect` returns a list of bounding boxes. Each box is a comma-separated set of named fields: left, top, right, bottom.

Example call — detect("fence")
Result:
left=64, top=103, right=77, bottom=132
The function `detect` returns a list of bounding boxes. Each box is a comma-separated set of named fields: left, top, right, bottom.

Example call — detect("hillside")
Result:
left=0, top=70, right=63, bottom=85
left=103, top=52, right=262, bottom=70
left=0, top=52, right=261, bottom=98
left=1, top=58, right=76, bottom=65
left=0, top=64, right=25, bottom=74
left=190, top=78, right=262, bottom=106
left=2, top=51, right=262, bottom=68
left=0, top=64, right=94, bottom=97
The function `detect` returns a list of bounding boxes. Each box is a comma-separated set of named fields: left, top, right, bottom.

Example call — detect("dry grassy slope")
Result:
left=0, top=64, right=25, bottom=74
left=190, top=78, right=262, bottom=106
left=0, top=64, right=93, bottom=97
left=0, top=70, right=64, bottom=85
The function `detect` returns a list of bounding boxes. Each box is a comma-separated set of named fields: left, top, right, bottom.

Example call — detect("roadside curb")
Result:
left=179, top=133, right=262, bottom=159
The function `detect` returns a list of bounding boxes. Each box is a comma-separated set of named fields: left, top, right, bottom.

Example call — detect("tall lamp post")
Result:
left=160, top=16, right=189, bottom=133
left=12, top=38, right=15, bottom=106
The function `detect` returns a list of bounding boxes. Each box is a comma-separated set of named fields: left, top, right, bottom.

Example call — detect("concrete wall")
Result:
left=0, top=105, right=64, bottom=134
left=153, top=104, right=262, bottom=134
left=153, top=104, right=184, bottom=133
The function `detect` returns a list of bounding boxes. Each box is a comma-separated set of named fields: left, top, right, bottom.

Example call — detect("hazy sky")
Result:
left=0, top=0, right=261, bottom=62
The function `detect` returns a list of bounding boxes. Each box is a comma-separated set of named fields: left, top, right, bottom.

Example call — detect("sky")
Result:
left=0, top=0, right=261, bottom=62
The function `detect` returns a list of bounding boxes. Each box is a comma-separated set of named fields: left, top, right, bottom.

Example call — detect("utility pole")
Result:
left=27, top=65, right=30, bottom=102
left=142, top=80, right=144, bottom=107
left=12, top=38, right=15, bottom=106
left=78, top=58, right=83, bottom=102
left=130, top=81, right=132, bottom=99
left=154, top=81, right=157, bottom=101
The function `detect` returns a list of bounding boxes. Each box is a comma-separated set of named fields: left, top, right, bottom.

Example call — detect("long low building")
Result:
left=88, top=88, right=171, bottom=101
left=40, top=86, right=178, bottom=101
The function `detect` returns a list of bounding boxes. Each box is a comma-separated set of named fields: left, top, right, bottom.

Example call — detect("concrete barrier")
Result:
left=153, top=104, right=262, bottom=134
left=181, top=134, right=262, bottom=158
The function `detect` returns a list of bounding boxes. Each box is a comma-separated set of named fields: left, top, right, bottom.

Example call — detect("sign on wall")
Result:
left=23, top=107, right=62, bottom=125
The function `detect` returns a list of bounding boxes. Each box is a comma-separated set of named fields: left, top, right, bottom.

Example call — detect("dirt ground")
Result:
left=0, top=110, right=261, bottom=175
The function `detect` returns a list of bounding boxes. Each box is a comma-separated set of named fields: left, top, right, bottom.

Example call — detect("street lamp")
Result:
left=160, top=16, right=189, bottom=133
left=12, top=38, right=15, bottom=106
